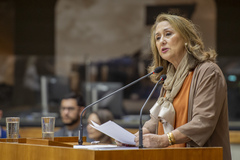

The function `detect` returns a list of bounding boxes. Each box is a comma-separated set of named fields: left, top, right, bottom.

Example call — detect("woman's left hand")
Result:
left=134, top=133, right=169, bottom=148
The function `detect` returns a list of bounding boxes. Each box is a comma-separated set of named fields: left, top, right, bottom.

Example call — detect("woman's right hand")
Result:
left=115, top=128, right=150, bottom=147
left=115, top=140, right=124, bottom=146
left=115, top=140, right=136, bottom=147
left=134, top=127, right=151, bottom=137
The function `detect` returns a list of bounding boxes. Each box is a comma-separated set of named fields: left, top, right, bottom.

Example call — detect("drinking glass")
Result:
left=41, top=117, right=55, bottom=141
left=6, top=117, right=20, bottom=142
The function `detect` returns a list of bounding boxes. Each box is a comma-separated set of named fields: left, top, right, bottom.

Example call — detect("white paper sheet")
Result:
left=73, top=144, right=139, bottom=150
left=73, top=144, right=117, bottom=149
left=90, top=120, right=136, bottom=145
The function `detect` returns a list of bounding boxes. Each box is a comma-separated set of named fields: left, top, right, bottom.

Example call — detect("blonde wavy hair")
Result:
left=148, top=13, right=217, bottom=83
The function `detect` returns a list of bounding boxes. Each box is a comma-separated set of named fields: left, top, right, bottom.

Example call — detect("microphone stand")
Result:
left=139, top=74, right=166, bottom=148
left=78, top=67, right=163, bottom=145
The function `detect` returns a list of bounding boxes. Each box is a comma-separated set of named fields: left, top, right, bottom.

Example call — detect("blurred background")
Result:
left=0, top=0, right=240, bottom=157
left=0, top=0, right=240, bottom=125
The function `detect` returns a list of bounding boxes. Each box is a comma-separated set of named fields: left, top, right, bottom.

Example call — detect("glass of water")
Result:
left=6, top=117, right=20, bottom=142
left=41, top=117, right=55, bottom=141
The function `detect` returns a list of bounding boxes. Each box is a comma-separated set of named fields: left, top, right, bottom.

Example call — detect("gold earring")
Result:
left=185, top=43, right=191, bottom=54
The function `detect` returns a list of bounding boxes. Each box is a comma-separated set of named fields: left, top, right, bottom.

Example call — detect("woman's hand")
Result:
left=134, top=133, right=169, bottom=148
left=115, top=140, right=125, bottom=146
left=115, top=140, right=136, bottom=147
left=115, top=127, right=151, bottom=147
left=134, top=127, right=150, bottom=137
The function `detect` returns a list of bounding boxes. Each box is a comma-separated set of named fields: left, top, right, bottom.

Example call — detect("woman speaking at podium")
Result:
left=132, top=13, right=231, bottom=160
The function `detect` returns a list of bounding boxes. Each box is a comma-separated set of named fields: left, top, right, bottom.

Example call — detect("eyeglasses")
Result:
left=60, top=107, right=76, bottom=112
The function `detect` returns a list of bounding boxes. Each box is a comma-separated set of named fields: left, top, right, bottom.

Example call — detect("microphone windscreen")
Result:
left=161, top=74, right=167, bottom=81
left=154, top=66, right=163, bottom=73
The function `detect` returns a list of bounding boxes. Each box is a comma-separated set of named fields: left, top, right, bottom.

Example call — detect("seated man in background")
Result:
left=0, top=110, right=6, bottom=138
left=54, top=92, right=91, bottom=141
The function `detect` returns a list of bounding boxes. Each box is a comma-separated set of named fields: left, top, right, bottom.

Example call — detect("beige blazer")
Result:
left=144, top=61, right=231, bottom=160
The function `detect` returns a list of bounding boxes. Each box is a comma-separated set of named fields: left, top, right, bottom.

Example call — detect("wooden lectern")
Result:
left=0, top=137, right=223, bottom=160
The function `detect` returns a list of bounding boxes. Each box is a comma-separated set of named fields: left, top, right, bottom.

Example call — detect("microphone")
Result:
left=78, top=66, right=163, bottom=145
left=139, top=74, right=167, bottom=148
